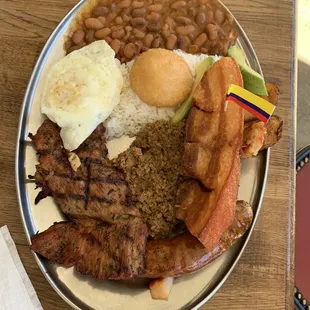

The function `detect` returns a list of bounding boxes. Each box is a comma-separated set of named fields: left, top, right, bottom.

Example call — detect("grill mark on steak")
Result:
left=54, top=193, right=87, bottom=201
left=30, top=120, right=141, bottom=223
left=90, top=196, right=113, bottom=204
left=46, top=173, right=127, bottom=185
left=105, top=177, right=127, bottom=185
left=53, top=174, right=85, bottom=181
left=84, top=162, right=91, bottom=210
left=38, top=150, right=68, bottom=162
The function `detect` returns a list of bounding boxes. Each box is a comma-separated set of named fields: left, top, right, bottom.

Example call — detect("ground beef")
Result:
left=113, top=121, right=185, bottom=239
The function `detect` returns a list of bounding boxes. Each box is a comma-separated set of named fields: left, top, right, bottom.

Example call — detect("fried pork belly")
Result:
left=180, top=57, right=244, bottom=250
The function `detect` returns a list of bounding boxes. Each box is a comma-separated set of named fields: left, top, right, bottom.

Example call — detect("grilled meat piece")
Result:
left=242, top=121, right=267, bottom=158
left=31, top=201, right=252, bottom=279
left=241, top=115, right=283, bottom=158
left=30, top=120, right=140, bottom=223
left=242, top=80, right=282, bottom=157
left=31, top=217, right=148, bottom=280
left=262, top=115, right=283, bottom=150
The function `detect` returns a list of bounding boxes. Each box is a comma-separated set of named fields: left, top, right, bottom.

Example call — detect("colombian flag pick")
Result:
left=226, top=84, right=275, bottom=123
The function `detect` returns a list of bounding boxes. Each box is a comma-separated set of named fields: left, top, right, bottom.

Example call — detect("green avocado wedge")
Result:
left=171, top=57, right=215, bottom=124
left=228, top=46, right=268, bottom=96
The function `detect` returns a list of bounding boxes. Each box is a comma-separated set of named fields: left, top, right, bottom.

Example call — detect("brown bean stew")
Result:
left=66, top=0, right=238, bottom=62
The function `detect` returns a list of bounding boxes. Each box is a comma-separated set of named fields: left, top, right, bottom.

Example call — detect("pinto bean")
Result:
left=175, top=16, right=192, bottom=25
left=176, top=25, right=195, bottom=36
left=147, top=23, right=160, bottom=32
left=177, top=35, right=191, bottom=49
left=206, top=23, right=218, bottom=41
left=188, top=7, right=196, bottom=17
left=132, top=8, right=146, bottom=17
left=97, top=16, right=106, bottom=25
left=92, top=6, right=109, bottom=17
left=148, top=4, right=163, bottom=12
left=162, top=23, right=169, bottom=31
left=110, top=39, right=121, bottom=54
left=201, top=47, right=209, bottom=54
left=111, top=28, right=125, bottom=39
left=118, top=0, right=131, bottom=9
left=135, top=41, right=143, bottom=54
left=125, top=25, right=133, bottom=32
left=170, top=0, right=186, bottom=9
left=132, top=1, right=144, bottom=8
left=189, top=44, right=199, bottom=54
left=122, top=14, right=131, bottom=22
left=130, top=17, right=147, bottom=27
left=95, top=28, right=111, bottom=39
left=115, top=16, right=123, bottom=24
left=151, top=37, right=160, bottom=48
left=133, top=28, right=145, bottom=39
left=194, top=33, right=207, bottom=46
left=143, top=33, right=154, bottom=47
left=215, top=9, right=225, bottom=24
left=165, top=16, right=175, bottom=28
left=149, top=12, right=161, bottom=21
left=71, top=29, right=85, bottom=45
left=196, top=12, right=206, bottom=25
left=85, top=30, right=95, bottom=43
left=226, top=13, right=234, bottom=25
left=206, top=10, right=214, bottom=23
left=166, top=34, right=177, bottom=50
left=84, top=18, right=104, bottom=30
left=123, top=42, right=136, bottom=59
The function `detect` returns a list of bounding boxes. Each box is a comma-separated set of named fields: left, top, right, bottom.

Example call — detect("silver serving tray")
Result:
left=15, top=1, right=269, bottom=309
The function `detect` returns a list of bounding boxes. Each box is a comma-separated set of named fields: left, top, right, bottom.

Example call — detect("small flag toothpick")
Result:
left=226, top=84, right=275, bottom=123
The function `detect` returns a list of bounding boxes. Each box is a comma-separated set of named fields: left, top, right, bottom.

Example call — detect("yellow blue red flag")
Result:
left=226, top=84, right=275, bottom=123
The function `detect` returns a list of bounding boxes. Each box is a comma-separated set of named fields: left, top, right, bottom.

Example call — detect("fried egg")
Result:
left=41, top=41, right=123, bottom=151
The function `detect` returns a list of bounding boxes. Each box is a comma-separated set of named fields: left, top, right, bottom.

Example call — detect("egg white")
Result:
left=41, top=41, right=123, bottom=151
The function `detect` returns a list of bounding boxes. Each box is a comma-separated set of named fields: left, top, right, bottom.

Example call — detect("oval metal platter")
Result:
left=16, top=1, right=269, bottom=309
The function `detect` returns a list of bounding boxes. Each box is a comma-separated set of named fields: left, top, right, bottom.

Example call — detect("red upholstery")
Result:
left=295, top=161, right=310, bottom=301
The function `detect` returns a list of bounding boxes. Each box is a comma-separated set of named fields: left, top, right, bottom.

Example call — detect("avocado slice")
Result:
left=228, top=46, right=268, bottom=96
left=172, top=57, right=215, bottom=123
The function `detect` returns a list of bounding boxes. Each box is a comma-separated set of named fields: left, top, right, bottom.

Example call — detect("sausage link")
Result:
left=144, top=201, right=253, bottom=278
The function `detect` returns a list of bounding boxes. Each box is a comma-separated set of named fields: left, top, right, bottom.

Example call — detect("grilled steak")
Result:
left=31, top=201, right=252, bottom=279
left=30, top=120, right=140, bottom=223
left=31, top=217, right=148, bottom=280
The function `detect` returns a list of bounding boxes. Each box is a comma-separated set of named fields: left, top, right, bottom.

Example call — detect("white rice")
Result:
left=174, top=50, right=221, bottom=76
left=104, top=50, right=220, bottom=140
